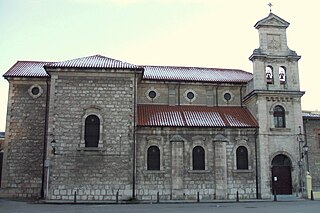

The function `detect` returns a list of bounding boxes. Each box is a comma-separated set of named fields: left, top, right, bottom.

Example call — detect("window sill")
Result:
left=232, top=169, right=253, bottom=173
left=76, top=147, right=106, bottom=152
left=270, top=128, right=291, bottom=132
left=188, top=170, right=210, bottom=174
left=143, top=170, right=166, bottom=174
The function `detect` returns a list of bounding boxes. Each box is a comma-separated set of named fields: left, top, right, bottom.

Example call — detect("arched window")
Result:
left=236, top=146, right=248, bottom=170
left=279, top=66, right=286, bottom=84
left=147, top=146, right=160, bottom=170
left=266, top=66, right=274, bottom=84
left=85, top=115, right=100, bottom=147
left=193, top=146, right=205, bottom=170
left=274, top=105, right=285, bottom=128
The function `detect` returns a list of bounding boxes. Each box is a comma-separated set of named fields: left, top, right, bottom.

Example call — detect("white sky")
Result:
left=0, top=0, right=319, bottom=131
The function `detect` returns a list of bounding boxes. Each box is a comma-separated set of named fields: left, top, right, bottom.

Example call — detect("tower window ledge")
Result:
left=269, top=128, right=291, bottom=132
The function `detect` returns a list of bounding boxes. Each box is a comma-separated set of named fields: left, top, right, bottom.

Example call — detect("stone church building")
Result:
left=0, top=13, right=308, bottom=201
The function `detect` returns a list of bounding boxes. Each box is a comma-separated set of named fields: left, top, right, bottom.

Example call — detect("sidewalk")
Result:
left=39, top=195, right=307, bottom=205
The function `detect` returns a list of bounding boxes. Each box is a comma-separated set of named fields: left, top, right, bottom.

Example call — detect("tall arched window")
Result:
left=193, top=146, right=205, bottom=170
left=236, top=146, right=248, bottom=170
left=274, top=105, right=285, bottom=128
left=85, top=115, right=100, bottom=147
left=147, top=146, right=160, bottom=170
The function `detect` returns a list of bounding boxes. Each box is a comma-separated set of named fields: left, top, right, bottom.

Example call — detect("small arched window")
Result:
left=273, top=105, right=285, bottom=128
left=147, top=146, right=160, bottom=170
left=279, top=66, right=286, bottom=84
left=266, top=66, right=274, bottom=84
left=85, top=115, right=100, bottom=147
left=193, top=146, right=205, bottom=170
left=236, top=146, right=248, bottom=170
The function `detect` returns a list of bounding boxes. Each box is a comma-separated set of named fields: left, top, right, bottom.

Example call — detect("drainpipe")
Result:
left=303, top=120, right=309, bottom=172
left=254, top=129, right=260, bottom=199
left=132, top=73, right=137, bottom=200
left=41, top=77, right=50, bottom=199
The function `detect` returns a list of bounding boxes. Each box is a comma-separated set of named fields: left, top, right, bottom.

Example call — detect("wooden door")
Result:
left=272, top=166, right=292, bottom=194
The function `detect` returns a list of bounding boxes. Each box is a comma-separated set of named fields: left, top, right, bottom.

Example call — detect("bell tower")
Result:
left=249, top=13, right=301, bottom=91
left=244, top=12, right=305, bottom=198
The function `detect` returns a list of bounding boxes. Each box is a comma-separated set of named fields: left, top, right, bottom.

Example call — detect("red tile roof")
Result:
left=45, top=55, right=141, bottom=70
left=142, top=66, right=252, bottom=83
left=137, top=105, right=258, bottom=128
left=3, top=61, right=50, bottom=78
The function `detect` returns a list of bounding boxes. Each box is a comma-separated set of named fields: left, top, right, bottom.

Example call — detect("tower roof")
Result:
left=254, top=13, right=290, bottom=29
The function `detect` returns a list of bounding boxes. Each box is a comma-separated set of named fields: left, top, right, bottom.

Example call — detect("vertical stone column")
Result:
left=170, top=135, right=185, bottom=199
left=213, top=135, right=228, bottom=199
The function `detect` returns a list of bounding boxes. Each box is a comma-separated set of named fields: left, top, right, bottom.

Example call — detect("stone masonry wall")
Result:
left=136, top=127, right=257, bottom=201
left=304, top=118, right=320, bottom=191
left=2, top=78, right=47, bottom=198
left=47, top=73, right=136, bottom=201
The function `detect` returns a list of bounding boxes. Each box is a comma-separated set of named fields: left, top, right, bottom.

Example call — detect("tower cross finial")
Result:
left=268, top=2, right=273, bottom=13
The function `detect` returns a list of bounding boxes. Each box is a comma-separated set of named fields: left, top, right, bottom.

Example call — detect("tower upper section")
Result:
left=251, top=13, right=299, bottom=57
left=248, top=13, right=301, bottom=92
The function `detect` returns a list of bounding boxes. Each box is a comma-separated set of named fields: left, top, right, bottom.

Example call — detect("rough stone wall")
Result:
left=136, top=128, right=257, bottom=201
left=304, top=118, right=320, bottom=191
left=2, top=78, right=47, bottom=198
left=47, top=73, right=137, bottom=201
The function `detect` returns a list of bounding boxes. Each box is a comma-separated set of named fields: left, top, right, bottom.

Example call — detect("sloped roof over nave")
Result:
left=3, top=54, right=253, bottom=83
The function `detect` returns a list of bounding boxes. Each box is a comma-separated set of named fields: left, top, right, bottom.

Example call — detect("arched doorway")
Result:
left=271, top=154, right=292, bottom=194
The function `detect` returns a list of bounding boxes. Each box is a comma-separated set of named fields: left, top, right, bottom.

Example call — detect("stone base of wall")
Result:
left=0, top=187, right=40, bottom=199
left=49, top=189, right=132, bottom=201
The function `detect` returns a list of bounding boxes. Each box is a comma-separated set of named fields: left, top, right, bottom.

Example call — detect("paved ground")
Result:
left=0, top=199, right=319, bottom=213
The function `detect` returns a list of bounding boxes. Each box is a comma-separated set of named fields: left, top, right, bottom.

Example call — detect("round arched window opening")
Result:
left=148, top=90, right=157, bottom=99
left=187, top=92, right=195, bottom=100
left=224, top=92, right=232, bottom=101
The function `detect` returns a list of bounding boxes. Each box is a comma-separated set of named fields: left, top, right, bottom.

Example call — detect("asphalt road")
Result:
left=0, top=199, right=319, bottom=213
